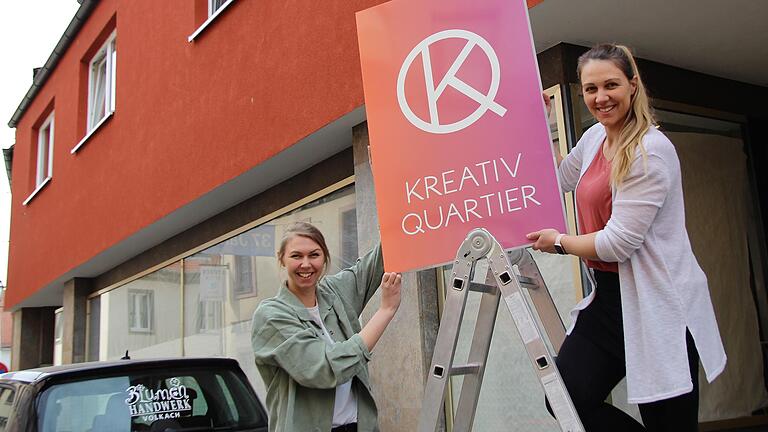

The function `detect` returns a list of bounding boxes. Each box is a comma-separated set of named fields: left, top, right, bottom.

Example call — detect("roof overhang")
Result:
left=529, top=0, right=768, bottom=87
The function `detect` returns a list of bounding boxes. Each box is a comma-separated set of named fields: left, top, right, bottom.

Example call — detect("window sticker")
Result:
left=125, top=377, right=192, bottom=422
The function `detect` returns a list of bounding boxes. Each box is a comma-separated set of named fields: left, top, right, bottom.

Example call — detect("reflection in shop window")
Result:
left=128, top=290, right=154, bottom=333
left=200, top=264, right=227, bottom=301
left=197, top=264, right=226, bottom=333
left=197, top=300, right=223, bottom=332
left=88, top=264, right=182, bottom=361
left=234, top=255, right=257, bottom=298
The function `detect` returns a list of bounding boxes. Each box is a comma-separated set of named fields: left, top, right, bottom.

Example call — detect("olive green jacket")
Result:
left=251, top=245, right=384, bottom=432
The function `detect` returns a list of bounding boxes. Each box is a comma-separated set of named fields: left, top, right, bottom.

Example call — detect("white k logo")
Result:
left=397, top=29, right=507, bottom=134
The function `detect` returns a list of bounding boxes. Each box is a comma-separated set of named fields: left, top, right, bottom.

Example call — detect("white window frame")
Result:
left=209, top=0, right=229, bottom=16
left=188, top=0, right=236, bottom=42
left=36, top=112, right=54, bottom=186
left=23, top=112, right=55, bottom=206
left=86, top=32, right=116, bottom=133
left=128, top=289, right=154, bottom=333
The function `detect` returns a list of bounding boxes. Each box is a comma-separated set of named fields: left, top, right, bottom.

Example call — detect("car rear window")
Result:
left=36, top=366, right=266, bottom=431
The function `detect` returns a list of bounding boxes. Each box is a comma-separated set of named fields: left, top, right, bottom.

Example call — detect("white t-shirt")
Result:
left=306, top=305, right=358, bottom=427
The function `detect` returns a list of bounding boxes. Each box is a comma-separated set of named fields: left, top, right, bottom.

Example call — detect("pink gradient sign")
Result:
left=356, top=0, right=566, bottom=272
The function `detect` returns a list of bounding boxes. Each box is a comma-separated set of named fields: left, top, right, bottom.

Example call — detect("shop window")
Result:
left=128, top=289, right=153, bottom=333
left=89, top=264, right=181, bottom=361
left=87, top=32, right=116, bottom=133
left=87, top=185, right=355, bottom=394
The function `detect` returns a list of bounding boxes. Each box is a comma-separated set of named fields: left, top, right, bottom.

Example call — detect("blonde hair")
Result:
left=578, top=44, right=656, bottom=186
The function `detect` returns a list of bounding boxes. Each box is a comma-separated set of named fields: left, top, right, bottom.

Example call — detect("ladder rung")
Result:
left=450, top=363, right=482, bottom=376
left=468, top=282, right=498, bottom=294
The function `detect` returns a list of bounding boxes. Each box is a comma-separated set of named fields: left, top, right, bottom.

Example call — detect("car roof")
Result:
left=0, top=357, right=240, bottom=384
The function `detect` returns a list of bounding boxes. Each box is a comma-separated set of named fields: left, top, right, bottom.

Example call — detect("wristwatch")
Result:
left=554, top=233, right=567, bottom=255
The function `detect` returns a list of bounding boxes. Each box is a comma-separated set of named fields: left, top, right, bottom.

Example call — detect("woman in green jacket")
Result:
left=251, top=221, right=401, bottom=432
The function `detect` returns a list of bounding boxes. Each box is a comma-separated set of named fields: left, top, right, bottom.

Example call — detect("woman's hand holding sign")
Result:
left=526, top=228, right=559, bottom=254
left=526, top=229, right=599, bottom=260
left=380, top=272, right=402, bottom=315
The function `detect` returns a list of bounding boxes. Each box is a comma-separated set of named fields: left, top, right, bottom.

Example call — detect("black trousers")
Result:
left=549, top=270, right=700, bottom=432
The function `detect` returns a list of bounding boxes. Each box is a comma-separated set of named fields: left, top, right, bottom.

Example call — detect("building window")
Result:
left=36, top=112, right=54, bottom=187
left=87, top=32, right=116, bottom=132
left=209, top=0, right=230, bottom=16
left=23, top=110, right=55, bottom=205
left=128, top=289, right=153, bottom=333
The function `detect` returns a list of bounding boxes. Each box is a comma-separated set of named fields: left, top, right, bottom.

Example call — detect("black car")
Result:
left=0, top=357, right=268, bottom=431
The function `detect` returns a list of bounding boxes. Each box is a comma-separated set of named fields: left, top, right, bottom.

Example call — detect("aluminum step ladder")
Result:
left=418, top=228, right=584, bottom=432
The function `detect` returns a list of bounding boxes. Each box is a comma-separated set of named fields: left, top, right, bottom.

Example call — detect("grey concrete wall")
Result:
left=62, top=278, right=91, bottom=364
left=353, top=122, right=442, bottom=431
left=12, top=307, right=56, bottom=370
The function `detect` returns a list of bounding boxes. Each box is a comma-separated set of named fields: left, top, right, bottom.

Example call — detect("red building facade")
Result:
left=8, top=0, right=384, bottom=308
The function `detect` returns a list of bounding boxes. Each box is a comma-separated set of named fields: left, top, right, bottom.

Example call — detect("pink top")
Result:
left=575, top=147, right=618, bottom=273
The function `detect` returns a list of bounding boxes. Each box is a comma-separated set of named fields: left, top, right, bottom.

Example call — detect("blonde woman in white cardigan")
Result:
left=527, top=44, right=726, bottom=431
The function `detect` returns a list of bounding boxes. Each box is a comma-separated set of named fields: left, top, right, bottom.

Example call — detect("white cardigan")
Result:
left=559, top=123, right=727, bottom=403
